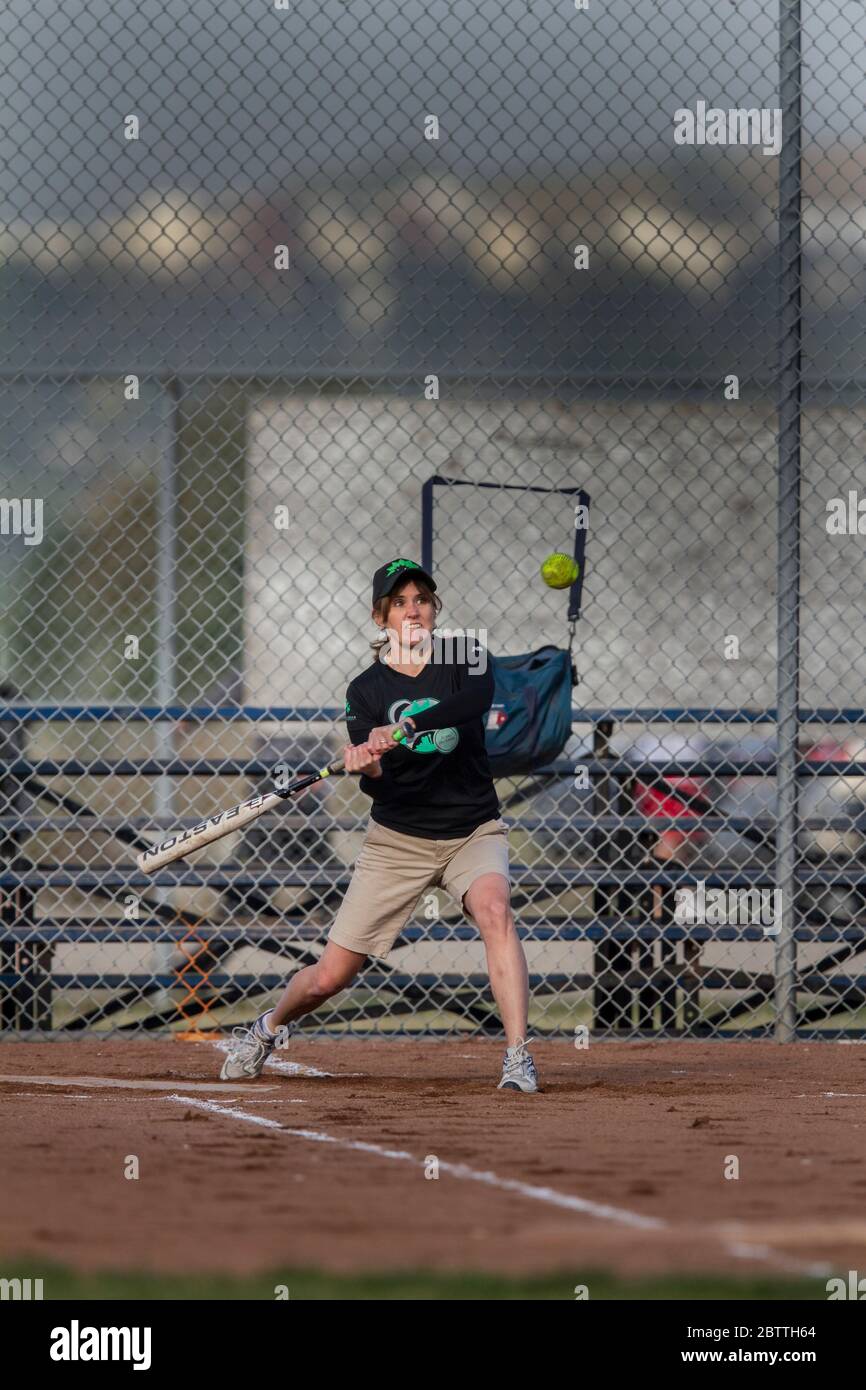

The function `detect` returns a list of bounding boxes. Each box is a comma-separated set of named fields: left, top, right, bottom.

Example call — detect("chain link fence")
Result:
left=1, top=0, right=865, bottom=1038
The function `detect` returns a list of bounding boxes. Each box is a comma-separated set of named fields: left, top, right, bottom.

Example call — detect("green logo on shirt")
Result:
left=389, top=696, right=459, bottom=755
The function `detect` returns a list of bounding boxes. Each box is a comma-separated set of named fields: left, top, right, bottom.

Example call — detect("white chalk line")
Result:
left=211, top=1039, right=364, bottom=1080
left=794, top=1091, right=866, bottom=1100
left=166, top=1094, right=660, bottom=1228
left=268, top=1055, right=365, bottom=1081
left=223, top=1097, right=307, bottom=1104
left=166, top=1094, right=831, bottom=1277
left=3, top=1090, right=98, bottom=1099
left=0, top=1074, right=277, bottom=1095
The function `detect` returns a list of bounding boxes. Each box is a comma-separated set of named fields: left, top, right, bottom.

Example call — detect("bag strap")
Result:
left=568, top=619, right=579, bottom=688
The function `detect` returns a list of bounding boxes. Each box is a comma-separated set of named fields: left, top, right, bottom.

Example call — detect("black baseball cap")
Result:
left=371, top=557, right=437, bottom=605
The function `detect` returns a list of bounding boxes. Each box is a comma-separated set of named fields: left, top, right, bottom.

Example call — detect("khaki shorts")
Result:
left=327, top=817, right=510, bottom=960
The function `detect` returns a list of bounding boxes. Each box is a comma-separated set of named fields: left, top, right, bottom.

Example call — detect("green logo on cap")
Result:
left=386, top=558, right=420, bottom=577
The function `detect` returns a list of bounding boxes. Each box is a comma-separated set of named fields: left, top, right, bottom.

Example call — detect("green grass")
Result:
left=0, top=1261, right=829, bottom=1300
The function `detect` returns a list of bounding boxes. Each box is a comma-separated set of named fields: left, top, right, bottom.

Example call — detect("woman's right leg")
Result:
left=221, top=822, right=435, bottom=1078
left=219, top=941, right=367, bottom=1079
left=265, top=941, right=367, bottom=1030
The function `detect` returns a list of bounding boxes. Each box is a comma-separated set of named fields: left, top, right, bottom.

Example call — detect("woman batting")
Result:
left=220, top=557, right=538, bottom=1092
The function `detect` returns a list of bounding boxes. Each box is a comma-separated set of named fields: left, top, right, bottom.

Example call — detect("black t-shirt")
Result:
left=344, top=638, right=500, bottom=839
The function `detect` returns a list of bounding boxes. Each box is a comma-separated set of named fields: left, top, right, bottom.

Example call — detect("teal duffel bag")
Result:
left=484, top=645, right=575, bottom=775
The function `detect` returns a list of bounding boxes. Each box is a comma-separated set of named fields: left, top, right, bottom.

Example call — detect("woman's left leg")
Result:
left=462, top=872, right=528, bottom=1046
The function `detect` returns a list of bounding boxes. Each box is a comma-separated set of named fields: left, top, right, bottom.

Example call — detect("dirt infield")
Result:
left=1, top=1038, right=865, bottom=1285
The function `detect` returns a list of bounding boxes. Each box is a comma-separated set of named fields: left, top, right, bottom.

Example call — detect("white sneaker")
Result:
left=219, top=1012, right=288, bottom=1081
left=497, top=1037, right=539, bottom=1093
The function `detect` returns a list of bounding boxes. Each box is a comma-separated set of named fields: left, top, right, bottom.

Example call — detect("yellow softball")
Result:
left=540, top=552, right=580, bottom=589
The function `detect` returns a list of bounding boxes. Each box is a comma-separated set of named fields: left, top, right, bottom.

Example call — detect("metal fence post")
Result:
left=775, top=0, right=802, bottom=1041
left=151, top=378, right=182, bottom=984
